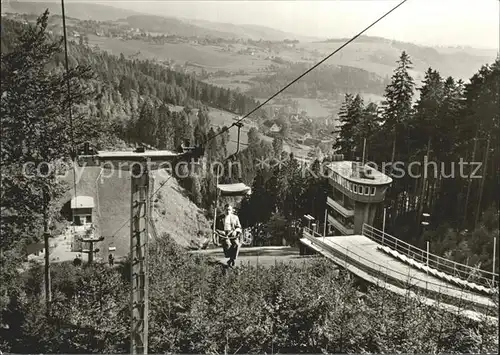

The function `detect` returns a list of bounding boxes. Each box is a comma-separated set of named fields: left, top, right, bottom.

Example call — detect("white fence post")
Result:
left=323, top=209, right=327, bottom=240
left=426, top=241, right=430, bottom=274
left=493, top=237, right=497, bottom=286
left=382, top=208, right=386, bottom=244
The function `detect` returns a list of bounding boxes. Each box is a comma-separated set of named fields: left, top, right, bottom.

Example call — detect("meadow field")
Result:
left=88, top=35, right=273, bottom=73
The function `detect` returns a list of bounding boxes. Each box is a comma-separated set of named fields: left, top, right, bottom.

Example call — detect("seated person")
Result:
left=221, top=204, right=241, bottom=267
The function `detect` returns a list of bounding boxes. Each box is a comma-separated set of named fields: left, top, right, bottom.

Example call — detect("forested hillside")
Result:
left=1, top=15, right=265, bottom=146
left=247, top=62, right=390, bottom=98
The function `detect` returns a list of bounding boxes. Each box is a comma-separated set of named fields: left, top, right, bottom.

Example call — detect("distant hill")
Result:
left=4, top=3, right=496, bottom=85
left=184, top=18, right=323, bottom=42
left=306, top=36, right=497, bottom=81
left=123, top=14, right=237, bottom=39
left=1, top=1, right=143, bottom=21
left=123, top=16, right=323, bottom=41
left=3, top=1, right=322, bottom=41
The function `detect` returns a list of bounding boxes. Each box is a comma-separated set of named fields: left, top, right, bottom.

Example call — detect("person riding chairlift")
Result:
left=221, top=203, right=242, bottom=267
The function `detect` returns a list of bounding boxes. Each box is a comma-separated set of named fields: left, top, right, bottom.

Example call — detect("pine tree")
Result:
left=333, top=93, right=353, bottom=155
left=302, top=159, right=328, bottom=220
left=380, top=51, right=415, bottom=164
left=412, top=68, right=444, bottom=225
left=272, top=137, right=284, bottom=157
left=137, top=99, right=158, bottom=146
left=333, top=94, right=364, bottom=159
left=461, top=58, right=500, bottom=227
left=282, top=155, right=307, bottom=221
left=436, top=77, right=465, bottom=161
left=1, top=11, right=101, bottom=313
left=247, top=127, right=260, bottom=149
left=353, top=102, right=380, bottom=161
left=206, top=128, right=219, bottom=163
left=216, top=126, right=229, bottom=160
left=1, top=10, right=100, bottom=244
left=242, top=170, right=273, bottom=225
left=156, top=104, right=173, bottom=149
left=193, top=109, right=210, bottom=145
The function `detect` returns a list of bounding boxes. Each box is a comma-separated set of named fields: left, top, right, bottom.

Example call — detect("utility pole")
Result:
left=43, top=230, right=51, bottom=311
left=475, top=133, right=491, bottom=227
left=426, top=240, right=430, bottom=270
left=78, top=143, right=203, bottom=355
left=382, top=207, right=386, bottom=243
left=463, top=133, right=478, bottom=228
left=42, top=188, right=52, bottom=313
left=361, top=137, right=367, bottom=166
left=130, top=159, right=151, bottom=355
left=492, top=237, right=497, bottom=287
left=213, top=165, right=220, bottom=245
left=417, top=138, right=431, bottom=227
left=323, top=208, right=328, bottom=239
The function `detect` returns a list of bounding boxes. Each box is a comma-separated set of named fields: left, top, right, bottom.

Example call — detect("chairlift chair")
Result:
left=211, top=183, right=253, bottom=247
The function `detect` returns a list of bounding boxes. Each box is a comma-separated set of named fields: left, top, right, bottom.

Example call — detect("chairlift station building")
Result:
left=70, top=196, right=94, bottom=225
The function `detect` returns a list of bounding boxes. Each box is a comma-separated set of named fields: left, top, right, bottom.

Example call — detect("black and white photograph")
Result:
left=1, top=0, right=499, bottom=353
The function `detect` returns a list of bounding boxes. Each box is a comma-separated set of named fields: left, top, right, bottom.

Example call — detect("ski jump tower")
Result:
left=325, top=159, right=392, bottom=235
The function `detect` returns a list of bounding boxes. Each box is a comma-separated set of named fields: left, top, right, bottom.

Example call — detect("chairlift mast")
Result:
left=77, top=143, right=203, bottom=355
left=81, top=235, right=105, bottom=264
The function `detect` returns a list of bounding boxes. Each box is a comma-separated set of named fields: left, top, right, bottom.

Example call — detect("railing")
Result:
left=301, top=228, right=497, bottom=313
left=361, top=224, right=499, bottom=290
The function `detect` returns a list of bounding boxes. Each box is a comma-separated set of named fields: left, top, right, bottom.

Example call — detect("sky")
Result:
left=20, top=0, right=500, bottom=49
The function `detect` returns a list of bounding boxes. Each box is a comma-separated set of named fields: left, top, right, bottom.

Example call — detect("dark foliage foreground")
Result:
left=1, top=235, right=498, bottom=354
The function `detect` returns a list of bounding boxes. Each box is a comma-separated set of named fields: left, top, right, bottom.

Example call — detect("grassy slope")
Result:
left=60, top=165, right=210, bottom=260
left=204, top=76, right=254, bottom=92
left=97, top=169, right=209, bottom=259
left=150, top=170, right=210, bottom=247
left=88, top=35, right=237, bottom=68
left=87, top=35, right=272, bottom=73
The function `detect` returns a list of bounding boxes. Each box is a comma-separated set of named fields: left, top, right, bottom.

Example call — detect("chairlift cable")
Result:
left=205, top=0, right=408, bottom=144
left=61, top=0, right=78, bottom=204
